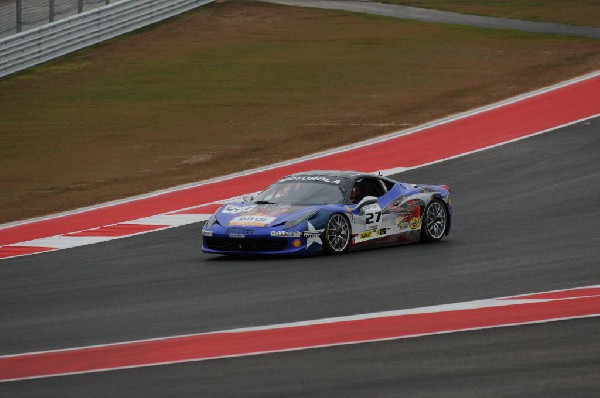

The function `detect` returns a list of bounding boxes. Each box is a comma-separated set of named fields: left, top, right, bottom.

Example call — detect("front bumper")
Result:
left=201, top=226, right=322, bottom=256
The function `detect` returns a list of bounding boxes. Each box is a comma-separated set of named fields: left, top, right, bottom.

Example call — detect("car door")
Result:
left=350, top=177, right=397, bottom=243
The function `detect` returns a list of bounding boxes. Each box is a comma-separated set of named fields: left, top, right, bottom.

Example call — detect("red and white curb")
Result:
left=1, top=285, right=598, bottom=382
left=1, top=205, right=223, bottom=257
left=1, top=71, right=599, bottom=260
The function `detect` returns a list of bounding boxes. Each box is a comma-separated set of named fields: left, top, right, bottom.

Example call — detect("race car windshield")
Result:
left=255, top=180, right=348, bottom=205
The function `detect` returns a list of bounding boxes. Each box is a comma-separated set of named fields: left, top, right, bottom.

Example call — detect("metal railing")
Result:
left=0, top=0, right=214, bottom=78
left=0, top=0, right=112, bottom=38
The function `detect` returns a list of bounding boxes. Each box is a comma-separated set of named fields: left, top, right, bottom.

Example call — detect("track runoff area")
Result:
left=0, top=72, right=599, bottom=382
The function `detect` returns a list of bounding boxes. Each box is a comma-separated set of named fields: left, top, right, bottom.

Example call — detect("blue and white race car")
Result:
left=202, top=170, right=451, bottom=255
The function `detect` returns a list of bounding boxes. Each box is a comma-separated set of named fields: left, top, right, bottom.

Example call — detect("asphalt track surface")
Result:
left=1, top=115, right=599, bottom=395
left=263, top=0, right=600, bottom=39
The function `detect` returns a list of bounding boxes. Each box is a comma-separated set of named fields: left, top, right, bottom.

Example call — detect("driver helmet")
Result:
left=350, top=185, right=361, bottom=204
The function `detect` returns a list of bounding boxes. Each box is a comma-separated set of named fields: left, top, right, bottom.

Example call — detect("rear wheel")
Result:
left=323, top=214, right=350, bottom=254
left=420, top=200, right=448, bottom=243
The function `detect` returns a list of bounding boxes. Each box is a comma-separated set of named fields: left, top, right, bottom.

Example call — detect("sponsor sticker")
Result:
left=222, top=204, right=256, bottom=214
left=229, top=216, right=276, bottom=227
left=360, top=230, right=373, bottom=239
left=280, top=176, right=341, bottom=185
left=303, top=222, right=324, bottom=248
left=409, top=217, right=421, bottom=230
left=363, top=203, right=380, bottom=212
left=271, top=231, right=302, bottom=238
left=227, top=228, right=254, bottom=238
left=356, top=228, right=387, bottom=242
left=376, top=228, right=387, bottom=236
left=303, top=232, right=321, bottom=238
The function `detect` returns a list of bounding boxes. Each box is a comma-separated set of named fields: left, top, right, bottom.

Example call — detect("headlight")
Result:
left=204, top=213, right=218, bottom=229
left=284, top=209, right=318, bottom=229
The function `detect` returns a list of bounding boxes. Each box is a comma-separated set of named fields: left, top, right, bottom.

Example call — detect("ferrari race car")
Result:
left=202, top=171, right=451, bottom=255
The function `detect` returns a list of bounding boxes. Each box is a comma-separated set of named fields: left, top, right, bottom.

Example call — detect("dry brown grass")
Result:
left=0, top=1, right=599, bottom=223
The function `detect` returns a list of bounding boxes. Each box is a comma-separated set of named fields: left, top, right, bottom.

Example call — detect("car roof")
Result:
left=286, top=170, right=398, bottom=182
left=287, top=170, right=367, bottom=179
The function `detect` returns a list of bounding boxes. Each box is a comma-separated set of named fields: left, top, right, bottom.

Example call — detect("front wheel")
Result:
left=420, top=200, right=448, bottom=243
left=323, top=214, right=351, bottom=254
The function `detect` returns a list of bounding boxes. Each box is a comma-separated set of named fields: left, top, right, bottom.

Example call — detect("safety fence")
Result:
left=0, top=0, right=214, bottom=77
left=0, top=0, right=112, bottom=38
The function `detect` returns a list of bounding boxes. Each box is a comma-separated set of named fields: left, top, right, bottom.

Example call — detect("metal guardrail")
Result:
left=0, top=0, right=111, bottom=38
left=0, top=0, right=214, bottom=78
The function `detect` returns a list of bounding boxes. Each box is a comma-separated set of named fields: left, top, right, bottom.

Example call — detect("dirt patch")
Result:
left=0, top=1, right=599, bottom=223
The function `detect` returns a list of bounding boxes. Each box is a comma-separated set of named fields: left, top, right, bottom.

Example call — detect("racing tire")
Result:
left=323, top=213, right=351, bottom=254
left=420, top=199, right=448, bottom=243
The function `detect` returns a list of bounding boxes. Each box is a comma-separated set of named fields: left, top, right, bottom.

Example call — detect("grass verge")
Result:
left=0, top=0, right=599, bottom=224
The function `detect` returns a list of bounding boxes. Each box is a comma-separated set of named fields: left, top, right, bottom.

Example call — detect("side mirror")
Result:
left=357, top=196, right=378, bottom=210
left=242, top=194, right=255, bottom=203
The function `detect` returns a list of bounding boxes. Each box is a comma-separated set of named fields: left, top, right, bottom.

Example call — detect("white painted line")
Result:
left=129, top=214, right=212, bottom=227
left=375, top=166, right=410, bottom=176
left=10, top=236, right=115, bottom=249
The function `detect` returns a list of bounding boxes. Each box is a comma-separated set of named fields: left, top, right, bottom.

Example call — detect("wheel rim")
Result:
left=326, top=214, right=350, bottom=252
left=426, top=202, right=447, bottom=239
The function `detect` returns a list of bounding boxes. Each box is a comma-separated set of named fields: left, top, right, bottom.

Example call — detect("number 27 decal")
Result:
left=366, top=211, right=382, bottom=224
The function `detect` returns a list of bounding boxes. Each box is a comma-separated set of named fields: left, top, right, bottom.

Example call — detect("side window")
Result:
left=380, top=178, right=395, bottom=192
left=350, top=177, right=385, bottom=204
left=363, top=178, right=385, bottom=197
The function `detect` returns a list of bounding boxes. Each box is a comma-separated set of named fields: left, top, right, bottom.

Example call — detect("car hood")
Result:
left=216, top=203, right=320, bottom=228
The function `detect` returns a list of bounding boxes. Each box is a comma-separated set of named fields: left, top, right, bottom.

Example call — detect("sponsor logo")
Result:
left=229, top=216, right=276, bottom=227
left=409, top=217, right=421, bottom=230
left=280, top=176, right=341, bottom=185
left=360, top=230, right=373, bottom=239
left=363, top=204, right=380, bottom=212
left=226, top=228, right=254, bottom=238
left=271, top=231, right=302, bottom=238
left=304, top=222, right=324, bottom=248
left=398, top=222, right=409, bottom=230
left=303, top=232, right=321, bottom=238
left=376, top=228, right=387, bottom=236
left=222, top=204, right=256, bottom=214
left=357, top=228, right=387, bottom=241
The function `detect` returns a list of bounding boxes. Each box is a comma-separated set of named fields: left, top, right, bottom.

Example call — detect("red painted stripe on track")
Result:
left=1, top=75, right=599, bottom=246
left=0, top=246, right=55, bottom=259
left=1, top=289, right=599, bottom=382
